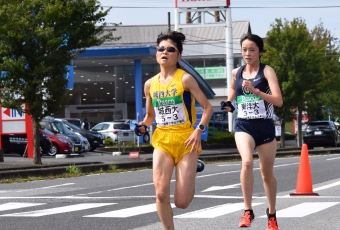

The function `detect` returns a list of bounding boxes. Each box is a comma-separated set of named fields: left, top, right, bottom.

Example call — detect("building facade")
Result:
left=61, top=21, right=251, bottom=127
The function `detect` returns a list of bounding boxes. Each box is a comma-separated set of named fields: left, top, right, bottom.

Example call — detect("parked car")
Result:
left=76, top=133, right=91, bottom=153
left=58, top=118, right=82, bottom=129
left=56, top=119, right=105, bottom=151
left=91, top=122, right=135, bottom=142
left=2, top=131, right=52, bottom=156
left=40, top=117, right=84, bottom=153
left=40, top=128, right=74, bottom=156
left=114, top=119, right=150, bottom=142
left=303, top=120, right=340, bottom=149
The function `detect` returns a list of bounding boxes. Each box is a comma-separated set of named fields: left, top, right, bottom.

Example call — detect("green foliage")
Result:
left=66, top=164, right=80, bottom=174
left=0, top=0, right=120, bottom=163
left=108, top=165, right=117, bottom=171
left=105, top=138, right=114, bottom=146
left=207, top=128, right=235, bottom=144
left=262, top=18, right=340, bottom=145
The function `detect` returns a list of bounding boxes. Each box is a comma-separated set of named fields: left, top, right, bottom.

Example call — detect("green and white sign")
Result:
left=195, top=67, right=226, bottom=79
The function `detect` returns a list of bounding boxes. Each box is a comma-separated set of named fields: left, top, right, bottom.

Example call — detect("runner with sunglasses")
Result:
left=223, top=33, right=283, bottom=230
left=137, top=31, right=213, bottom=230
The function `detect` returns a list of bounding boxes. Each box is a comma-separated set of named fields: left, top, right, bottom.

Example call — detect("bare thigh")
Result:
left=153, top=149, right=175, bottom=196
left=257, top=140, right=277, bottom=176
left=174, top=150, right=198, bottom=206
left=235, top=132, right=255, bottom=162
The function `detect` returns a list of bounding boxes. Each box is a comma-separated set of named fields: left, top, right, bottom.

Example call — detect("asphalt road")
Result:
left=1, top=151, right=340, bottom=230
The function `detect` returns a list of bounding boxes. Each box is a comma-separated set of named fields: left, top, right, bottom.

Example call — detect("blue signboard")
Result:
left=195, top=104, right=208, bottom=141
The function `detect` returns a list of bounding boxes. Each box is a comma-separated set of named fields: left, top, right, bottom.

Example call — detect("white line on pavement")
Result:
left=259, top=202, right=340, bottom=218
left=0, top=203, right=116, bottom=217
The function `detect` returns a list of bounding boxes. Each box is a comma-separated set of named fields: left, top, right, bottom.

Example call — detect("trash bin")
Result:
left=0, top=149, right=4, bottom=162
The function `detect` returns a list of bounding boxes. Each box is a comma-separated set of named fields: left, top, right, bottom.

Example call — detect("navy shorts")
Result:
left=234, top=118, right=275, bottom=147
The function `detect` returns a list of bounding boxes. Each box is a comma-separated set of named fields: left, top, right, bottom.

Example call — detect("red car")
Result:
left=40, top=128, right=74, bottom=156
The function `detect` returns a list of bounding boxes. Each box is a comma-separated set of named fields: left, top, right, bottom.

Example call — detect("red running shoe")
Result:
left=239, top=210, right=255, bottom=227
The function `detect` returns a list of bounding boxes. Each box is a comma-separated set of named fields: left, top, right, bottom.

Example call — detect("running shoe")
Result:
left=266, top=208, right=278, bottom=230
left=239, top=210, right=255, bottom=227
left=197, top=159, right=205, bottom=172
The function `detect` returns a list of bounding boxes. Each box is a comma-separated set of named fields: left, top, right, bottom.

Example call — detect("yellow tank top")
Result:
left=150, top=69, right=196, bottom=132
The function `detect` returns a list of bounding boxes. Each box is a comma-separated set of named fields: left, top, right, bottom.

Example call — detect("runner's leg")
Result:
left=174, top=150, right=198, bottom=209
left=153, top=149, right=176, bottom=230
left=235, top=132, right=256, bottom=210
left=257, top=140, right=277, bottom=214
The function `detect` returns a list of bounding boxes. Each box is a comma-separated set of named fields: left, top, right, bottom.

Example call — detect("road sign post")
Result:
left=0, top=104, right=34, bottom=158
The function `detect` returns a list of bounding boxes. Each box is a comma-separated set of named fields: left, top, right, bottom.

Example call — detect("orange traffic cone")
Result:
left=290, top=144, right=319, bottom=196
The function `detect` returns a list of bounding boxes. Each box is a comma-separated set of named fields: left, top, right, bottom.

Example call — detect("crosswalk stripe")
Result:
left=84, top=203, right=176, bottom=218
left=260, top=202, right=340, bottom=218
left=1, top=201, right=339, bottom=219
left=0, top=203, right=45, bottom=211
left=0, top=203, right=116, bottom=217
left=174, top=203, right=263, bottom=218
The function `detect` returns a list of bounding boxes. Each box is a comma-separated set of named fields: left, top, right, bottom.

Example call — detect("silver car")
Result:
left=91, top=122, right=135, bottom=142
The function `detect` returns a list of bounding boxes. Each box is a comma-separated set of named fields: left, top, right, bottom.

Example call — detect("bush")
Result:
left=206, top=131, right=235, bottom=144
left=105, top=138, right=114, bottom=146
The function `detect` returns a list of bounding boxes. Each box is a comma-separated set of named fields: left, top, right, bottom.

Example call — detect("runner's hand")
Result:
left=184, top=129, right=202, bottom=153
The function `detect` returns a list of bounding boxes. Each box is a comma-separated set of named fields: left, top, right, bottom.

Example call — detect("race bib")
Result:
left=153, top=95, right=186, bottom=126
left=237, top=95, right=267, bottom=119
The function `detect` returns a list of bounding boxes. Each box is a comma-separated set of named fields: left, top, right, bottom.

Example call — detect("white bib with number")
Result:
left=237, top=95, right=267, bottom=119
left=153, top=95, right=187, bottom=126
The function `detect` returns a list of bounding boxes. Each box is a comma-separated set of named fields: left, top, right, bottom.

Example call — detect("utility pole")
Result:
left=168, top=12, right=171, bottom=32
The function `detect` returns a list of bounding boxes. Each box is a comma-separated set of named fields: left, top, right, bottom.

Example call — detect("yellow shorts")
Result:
left=152, top=128, right=202, bottom=164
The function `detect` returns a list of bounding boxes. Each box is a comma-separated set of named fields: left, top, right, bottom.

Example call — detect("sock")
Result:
left=244, top=209, right=254, bottom=215
left=266, top=208, right=276, bottom=218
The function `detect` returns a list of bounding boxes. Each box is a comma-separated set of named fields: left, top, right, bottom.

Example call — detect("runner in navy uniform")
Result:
left=223, top=33, right=283, bottom=230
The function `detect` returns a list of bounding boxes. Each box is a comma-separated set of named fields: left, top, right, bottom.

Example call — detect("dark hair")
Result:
left=157, top=31, right=185, bottom=54
left=240, top=33, right=266, bottom=53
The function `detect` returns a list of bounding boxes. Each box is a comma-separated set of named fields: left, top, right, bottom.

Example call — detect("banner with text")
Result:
left=195, top=66, right=226, bottom=80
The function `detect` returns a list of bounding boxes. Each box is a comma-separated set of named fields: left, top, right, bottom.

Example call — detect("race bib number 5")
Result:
left=237, top=95, right=266, bottom=119
left=152, top=95, right=187, bottom=126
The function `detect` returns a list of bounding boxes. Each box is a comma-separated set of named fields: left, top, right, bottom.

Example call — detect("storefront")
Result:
left=60, top=22, right=251, bottom=127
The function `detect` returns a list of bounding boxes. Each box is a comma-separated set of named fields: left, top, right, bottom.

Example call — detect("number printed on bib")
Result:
left=237, top=95, right=266, bottom=119
left=152, top=95, right=187, bottom=126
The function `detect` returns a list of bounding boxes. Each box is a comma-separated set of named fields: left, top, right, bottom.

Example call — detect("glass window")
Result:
left=113, top=123, right=130, bottom=130
left=102, top=124, right=110, bottom=130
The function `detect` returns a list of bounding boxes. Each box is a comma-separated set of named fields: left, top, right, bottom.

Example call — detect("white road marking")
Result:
left=313, top=181, right=340, bottom=191
left=84, top=203, right=175, bottom=218
left=217, top=164, right=241, bottom=167
left=260, top=202, right=340, bottom=218
left=106, top=183, right=154, bottom=191
left=0, top=203, right=116, bottom=217
left=326, top=156, right=340, bottom=161
left=0, top=203, right=45, bottom=211
left=174, top=203, right=262, bottom=218
left=1, top=194, right=340, bottom=200
left=0, top=183, right=75, bottom=193
left=202, top=183, right=241, bottom=192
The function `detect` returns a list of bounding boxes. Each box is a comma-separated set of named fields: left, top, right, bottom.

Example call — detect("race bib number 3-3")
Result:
left=152, top=95, right=187, bottom=126
left=237, top=95, right=266, bottom=119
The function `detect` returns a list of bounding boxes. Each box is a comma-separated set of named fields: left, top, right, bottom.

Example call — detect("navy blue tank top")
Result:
left=235, top=63, right=274, bottom=119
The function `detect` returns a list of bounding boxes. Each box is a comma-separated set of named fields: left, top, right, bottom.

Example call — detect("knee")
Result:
left=174, top=190, right=194, bottom=209
left=242, top=159, right=253, bottom=170
left=174, top=198, right=191, bottom=209
left=155, top=190, right=170, bottom=204
left=262, top=173, right=276, bottom=183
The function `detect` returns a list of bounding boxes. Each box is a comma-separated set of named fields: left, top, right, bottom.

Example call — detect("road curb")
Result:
left=0, top=148, right=338, bottom=180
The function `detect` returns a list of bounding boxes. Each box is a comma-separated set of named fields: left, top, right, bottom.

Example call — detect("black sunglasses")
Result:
left=156, top=46, right=178, bottom=53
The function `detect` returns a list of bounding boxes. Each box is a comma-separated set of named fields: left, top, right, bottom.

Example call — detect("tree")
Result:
left=0, top=0, right=120, bottom=164
left=262, top=18, right=326, bottom=147
left=310, top=22, right=340, bottom=120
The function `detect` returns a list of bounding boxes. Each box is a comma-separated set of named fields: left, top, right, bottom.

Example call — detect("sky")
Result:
left=98, top=0, right=340, bottom=43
